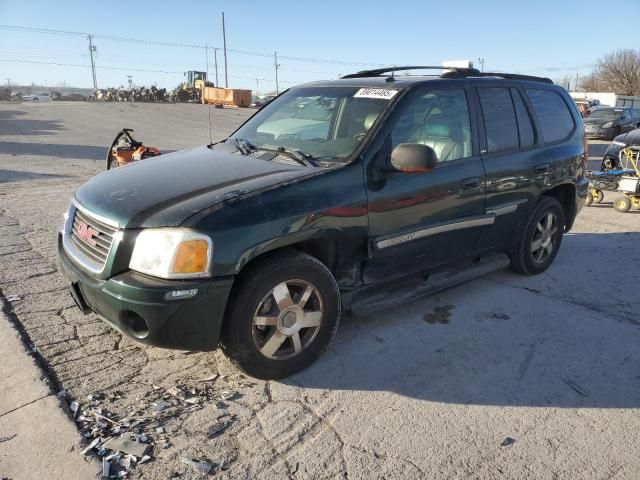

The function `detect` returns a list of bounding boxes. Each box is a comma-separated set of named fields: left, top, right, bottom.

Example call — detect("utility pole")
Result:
left=205, top=43, right=210, bottom=80
left=274, top=51, right=280, bottom=95
left=88, top=35, right=98, bottom=90
left=127, top=76, right=133, bottom=90
left=222, top=12, right=228, bottom=88
left=255, top=78, right=259, bottom=95
left=213, top=49, right=219, bottom=87
left=5, top=78, right=10, bottom=87
left=575, top=62, right=580, bottom=92
left=477, top=57, right=485, bottom=72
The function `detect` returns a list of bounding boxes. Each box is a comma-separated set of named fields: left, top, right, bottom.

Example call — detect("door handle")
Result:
left=534, top=163, right=551, bottom=174
left=461, top=177, right=481, bottom=190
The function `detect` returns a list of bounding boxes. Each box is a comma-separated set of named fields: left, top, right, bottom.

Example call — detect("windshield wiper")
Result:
left=262, top=146, right=318, bottom=167
left=231, top=137, right=256, bottom=155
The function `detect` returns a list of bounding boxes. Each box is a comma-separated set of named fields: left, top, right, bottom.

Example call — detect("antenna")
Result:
left=205, top=45, right=213, bottom=145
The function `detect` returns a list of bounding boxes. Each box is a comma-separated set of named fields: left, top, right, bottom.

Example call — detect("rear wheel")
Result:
left=510, top=196, right=565, bottom=275
left=221, top=251, right=341, bottom=379
left=613, top=196, right=631, bottom=213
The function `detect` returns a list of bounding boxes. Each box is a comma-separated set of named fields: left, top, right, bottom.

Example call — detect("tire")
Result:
left=594, top=190, right=604, bottom=204
left=613, top=196, right=631, bottom=213
left=585, top=192, right=593, bottom=206
left=221, top=250, right=341, bottom=379
left=32, top=97, right=38, bottom=102
left=510, top=196, right=565, bottom=275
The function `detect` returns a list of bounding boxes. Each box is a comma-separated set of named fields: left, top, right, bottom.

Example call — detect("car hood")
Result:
left=75, top=146, right=314, bottom=228
left=612, top=128, right=640, bottom=146
left=584, top=117, right=617, bottom=126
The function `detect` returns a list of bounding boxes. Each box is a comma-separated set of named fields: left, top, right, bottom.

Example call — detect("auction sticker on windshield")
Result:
left=354, top=88, right=398, bottom=100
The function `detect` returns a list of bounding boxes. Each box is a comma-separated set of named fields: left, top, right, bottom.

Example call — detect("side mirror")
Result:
left=390, top=143, right=438, bottom=173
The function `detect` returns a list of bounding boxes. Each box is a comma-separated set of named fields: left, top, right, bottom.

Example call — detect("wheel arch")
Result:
left=542, top=182, right=576, bottom=232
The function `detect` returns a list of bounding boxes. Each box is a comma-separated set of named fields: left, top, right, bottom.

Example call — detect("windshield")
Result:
left=589, top=109, right=622, bottom=121
left=231, top=86, right=396, bottom=162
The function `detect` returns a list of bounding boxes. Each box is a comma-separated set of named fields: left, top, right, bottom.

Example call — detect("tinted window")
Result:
left=478, top=88, right=519, bottom=153
left=525, top=89, right=575, bottom=143
left=511, top=89, right=535, bottom=148
left=390, top=88, right=472, bottom=162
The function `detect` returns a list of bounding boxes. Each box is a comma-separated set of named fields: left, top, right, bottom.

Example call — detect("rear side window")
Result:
left=511, top=89, right=535, bottom=148
left=478, top=87, right=519, bottom=153
left=525, top=89, right=575, bottom=143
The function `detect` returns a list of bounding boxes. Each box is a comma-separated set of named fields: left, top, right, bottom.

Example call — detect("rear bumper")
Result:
left=585, top=126, right=614, bottom=139
left=57, top=233, right=234, bottom=351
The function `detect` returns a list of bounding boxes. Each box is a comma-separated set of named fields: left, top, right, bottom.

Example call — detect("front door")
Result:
left=363, top=86, right=487, bottom=285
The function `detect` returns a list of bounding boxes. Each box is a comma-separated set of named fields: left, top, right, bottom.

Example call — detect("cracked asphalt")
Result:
left=1, top=102, right=639, bottom=479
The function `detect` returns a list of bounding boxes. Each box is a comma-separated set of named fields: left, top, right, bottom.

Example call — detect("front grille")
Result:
left=70, top=208, right=117, bottom=269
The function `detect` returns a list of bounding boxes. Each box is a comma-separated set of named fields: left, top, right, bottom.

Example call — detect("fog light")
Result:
left=164, top=288, right=198, bottom=300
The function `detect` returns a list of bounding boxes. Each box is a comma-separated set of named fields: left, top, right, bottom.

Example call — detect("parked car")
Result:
left=22, top=92, right=51, bottom=102
left=583, top=107, right=640, bottom=140
left=600, top=127, right=640, bottom=170
left=252, top=95, right=276, bottom=108
left=62, top=93, right=88, bottom=101
left=57, top=66, right=589, bottom=379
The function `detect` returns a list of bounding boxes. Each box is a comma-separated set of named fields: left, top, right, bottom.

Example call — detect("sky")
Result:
left=1, top=0, right=638, bottom=93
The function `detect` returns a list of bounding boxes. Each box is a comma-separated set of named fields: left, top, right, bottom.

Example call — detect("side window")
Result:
left=478, top=87, right=519, bottom=153
left=525, top=89, right=575, bottom=143
left=390, top=89, right=472, bottom=162
left=511, top=88, right=535, bottom=148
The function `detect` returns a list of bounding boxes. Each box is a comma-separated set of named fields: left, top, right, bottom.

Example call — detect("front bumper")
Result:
left=57, top=233, right=234, bottom=351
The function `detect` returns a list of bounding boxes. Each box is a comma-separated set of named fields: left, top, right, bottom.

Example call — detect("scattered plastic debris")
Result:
left=155, top=427, right=165, bottom=434
left=139, top=455, right=152, bottom=465
left=0, top=434, right=17, bottom=443
left=207, top=417, right=234, bottom=438
left=69, top=401, right=80, bottom=419
left=152, top=400, right=172, bottom=413
left=198, top=373, right=220, bottom=382
left=102, top=437, right=150, bottom=458
left=219, top=390, right=238, bottom=401
left=102, top=458, right=111, bottom=479
left=500, top=437, right=516, bottom=447
left=5, top=294, right=21, bottom=302
left=181, top=457, right=215, bottom=475
left=56, top=389, right=66, bottom=398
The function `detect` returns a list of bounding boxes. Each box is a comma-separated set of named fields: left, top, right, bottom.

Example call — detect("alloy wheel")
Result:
left=252, top=280, right=323, bottom=360
left=530, top=212, right=558, bottom=263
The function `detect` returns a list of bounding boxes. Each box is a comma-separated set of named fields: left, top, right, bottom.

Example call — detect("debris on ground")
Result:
left=70, top=379, right=239, bottom=477
left=0, top=434, right=16, bottom=443
left=5, top=294, right=21, bottom=302
left=562, top=377, right=590, bottom=397
left=180, top=457, right=216, bottom=475
left=500, top=437, right=516, bottom=447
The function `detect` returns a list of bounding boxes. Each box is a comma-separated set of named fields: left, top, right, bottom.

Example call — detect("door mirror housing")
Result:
left=390, top=143, right=438, bottom=173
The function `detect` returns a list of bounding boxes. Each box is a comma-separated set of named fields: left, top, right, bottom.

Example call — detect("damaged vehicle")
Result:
left=58, top=66, right=588, bottom=379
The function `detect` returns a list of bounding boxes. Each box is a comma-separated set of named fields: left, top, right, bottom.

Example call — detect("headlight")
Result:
left=129, top=229, right=212, bottom=279
left=601, top=122, right=614, bottom=129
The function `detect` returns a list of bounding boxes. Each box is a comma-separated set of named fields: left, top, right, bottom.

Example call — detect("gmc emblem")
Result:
left=76, top=221, right=99, bottom=246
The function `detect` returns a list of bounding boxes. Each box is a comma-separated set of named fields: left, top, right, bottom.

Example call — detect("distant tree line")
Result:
left=578, top=49, right=640, bottom=96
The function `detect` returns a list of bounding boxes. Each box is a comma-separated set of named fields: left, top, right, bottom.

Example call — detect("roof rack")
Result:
left=341, top=65, right=553, bottom=84
left=341, top=65, right=479, bottom=79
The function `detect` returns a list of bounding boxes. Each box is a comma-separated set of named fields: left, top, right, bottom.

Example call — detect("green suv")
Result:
left=58, top=66, right=589, bottom=379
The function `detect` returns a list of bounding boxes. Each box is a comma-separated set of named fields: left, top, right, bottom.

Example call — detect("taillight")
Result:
left=582, top=129, right=589, bottom=171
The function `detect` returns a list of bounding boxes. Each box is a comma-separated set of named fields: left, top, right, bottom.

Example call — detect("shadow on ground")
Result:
left=0, top=169, right=70, bottom=183
left=0, top=110, right=65, bottom=136
left=0, top=142, right=105, bottom=160
left=287, top=232, right=640, bottom=408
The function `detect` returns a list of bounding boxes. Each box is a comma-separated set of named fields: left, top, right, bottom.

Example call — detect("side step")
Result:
left=348, top=253, right=510, bottom=315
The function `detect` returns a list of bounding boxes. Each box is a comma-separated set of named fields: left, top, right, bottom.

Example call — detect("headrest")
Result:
left=424, top=124, right=450, bottom=137
left=364, top=112, right=380, bottom=130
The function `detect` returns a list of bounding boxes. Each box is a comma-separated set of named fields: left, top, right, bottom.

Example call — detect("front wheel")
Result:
left=510, top=196, right=565, bottom=275
left=221, top=251, right=341, bottom=379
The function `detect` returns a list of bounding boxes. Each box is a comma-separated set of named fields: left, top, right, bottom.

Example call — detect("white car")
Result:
left=23, top=93, right=51, bottom=102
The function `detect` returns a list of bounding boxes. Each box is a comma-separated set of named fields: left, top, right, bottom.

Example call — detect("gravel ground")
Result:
left=1, top=102, right=639, bottom=479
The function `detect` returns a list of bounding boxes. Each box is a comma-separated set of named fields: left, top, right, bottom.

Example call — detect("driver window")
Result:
left=390, top=89, right=472, bottom=162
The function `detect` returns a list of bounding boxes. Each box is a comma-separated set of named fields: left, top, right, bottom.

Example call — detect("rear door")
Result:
left=362, top=85, right=487, bottom=284
left=473, top=84, right=541, bottom=251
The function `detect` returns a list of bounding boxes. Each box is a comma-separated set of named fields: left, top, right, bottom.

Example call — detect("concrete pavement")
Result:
left=0, top=308, right=98, bottom=479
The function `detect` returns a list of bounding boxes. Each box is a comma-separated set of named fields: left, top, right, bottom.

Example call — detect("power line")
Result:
left=0, top=23, right=383, bottom=67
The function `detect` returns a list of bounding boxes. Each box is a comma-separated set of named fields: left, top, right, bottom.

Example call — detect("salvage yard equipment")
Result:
left=106, top=128, right=161, bottom=170
left=612, top=147, right=640, bottom=213
left=202, top=87, right=252, bottom=107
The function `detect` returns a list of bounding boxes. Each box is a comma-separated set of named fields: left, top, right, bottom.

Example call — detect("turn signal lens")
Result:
left=173, top=240, right=209, bottom=274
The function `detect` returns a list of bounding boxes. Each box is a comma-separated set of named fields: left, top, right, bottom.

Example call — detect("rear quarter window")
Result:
left=525, top=89, right=575, bottom=143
